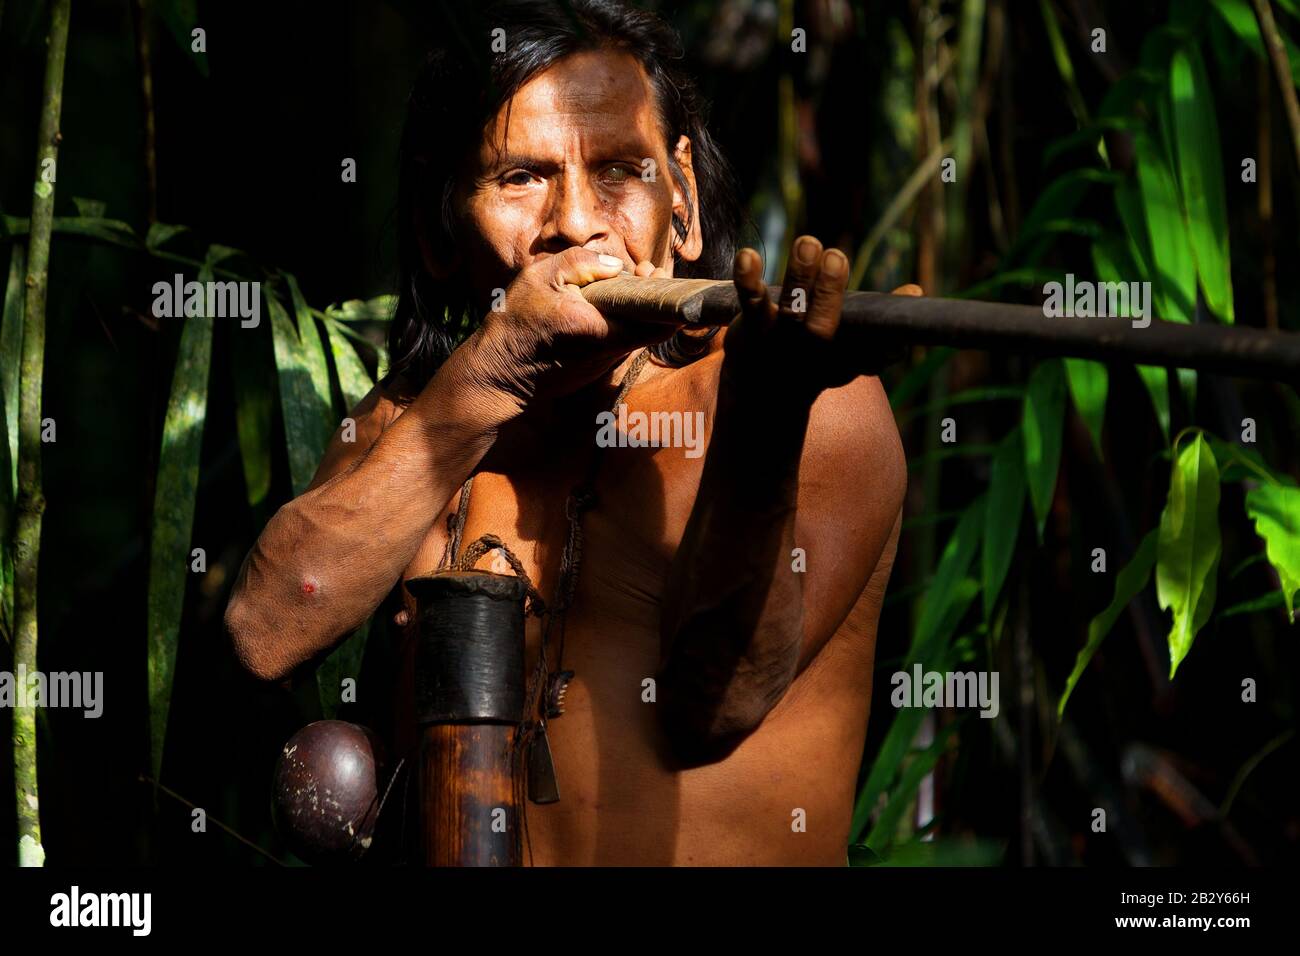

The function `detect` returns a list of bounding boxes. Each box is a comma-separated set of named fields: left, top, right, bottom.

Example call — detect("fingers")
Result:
left=804, top=248, right=849, bottom=340
left=733, top=247, right=776, bottom=330
left=779, top=235, right=822, bottom=321
left=891, top=283, right=924, bottom=297
left=633, top=259, right=671, bottom=279
left=550, top=248, right=625, bottom=291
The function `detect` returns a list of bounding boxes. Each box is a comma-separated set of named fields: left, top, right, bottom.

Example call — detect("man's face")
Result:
left=452, top=49, right=699, bottom=305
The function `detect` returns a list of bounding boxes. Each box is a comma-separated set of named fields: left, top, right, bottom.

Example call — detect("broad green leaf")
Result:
left=325, top=318, right=374, bottom=410
left=269, top=293, right=329, bottom=497
left=1064, top=358, right=1107, bottom=458
left=1169, top=45, right=1234, bottom=323
left=889, top=347, right=954, bottom=410
left=983, top=428, right=1026, bottom=620
left=70, top=197, right=106, bottom=218
left=1004, top=169, right=1121, bottom=267
left=1023, top=360, right=1066, bottom=539
left=861, top=838, right=1005, bottom=867
left=1134, top=130, right=1196, bottom=323
left=1058, top=528, right=1159, bottom=717
left=230, top=319, right=273, bottom=509
left=911, top=504, right=985, bottom=662
left=894, top=385, right=1022, bottom=428
left=1135, top=366, right=1170, bottom=442
left=1207, top=434, right=1298, bottom=487
left=1102, top=214, right=1175, bottom=442
left=855, top=504, right=985, bottom=843
left=853, top=579, right=979, bottom=844
left=865, top=721, right=961, bottom=852
left=1211, top=0, right=1300, bottom=87
left=283, top=273, right=334, bottom=427
left=1, top=214, right=142, bottom=250
left=1218, top=590, right=1286, bottom=620
left=145, top=222, right=190, bottom=252
left=326, top=296, right=397, bottom=322
left=1243, top=484, right=1300, bottom=621
left=147, top=264, right=215, bottom=781
left=1156, top=434, right=1221, bottom=677
left=316, top=620, right=371, bottom=721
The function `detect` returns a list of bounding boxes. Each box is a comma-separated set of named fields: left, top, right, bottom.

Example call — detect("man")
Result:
left=225, top=0, right=911, bottom=865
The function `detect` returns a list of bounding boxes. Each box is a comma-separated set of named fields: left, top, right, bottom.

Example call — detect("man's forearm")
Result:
left=658, top=376, right=813, bottom=759
left=226, top=348, right=504, bottom=681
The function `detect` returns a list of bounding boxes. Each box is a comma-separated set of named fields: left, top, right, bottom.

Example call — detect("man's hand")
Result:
left=456, top=248, right=679, bottom=420
left=724, top=236, right=920, bottom=405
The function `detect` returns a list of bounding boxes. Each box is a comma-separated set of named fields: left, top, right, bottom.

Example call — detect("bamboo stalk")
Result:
left=14, top=0, right=72, bottom=868
left=1253, top=0, right=1300, bottom=174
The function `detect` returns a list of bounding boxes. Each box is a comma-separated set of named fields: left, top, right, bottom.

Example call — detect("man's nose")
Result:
left=539, top=170, right=609, bottom=252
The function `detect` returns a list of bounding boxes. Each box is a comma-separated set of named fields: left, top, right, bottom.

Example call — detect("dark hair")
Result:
left=384, top=0, right=744, bottom=398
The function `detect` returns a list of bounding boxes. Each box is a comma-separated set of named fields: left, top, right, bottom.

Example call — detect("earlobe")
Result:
left=671, top=135, right=704, bottom=263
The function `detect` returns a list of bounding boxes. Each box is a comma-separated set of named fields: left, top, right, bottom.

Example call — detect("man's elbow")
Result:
left=224, top=596, right=293, bottom=684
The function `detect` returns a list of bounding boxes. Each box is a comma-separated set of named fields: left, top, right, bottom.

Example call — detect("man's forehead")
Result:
left=480, top=50, right=664, bottom=162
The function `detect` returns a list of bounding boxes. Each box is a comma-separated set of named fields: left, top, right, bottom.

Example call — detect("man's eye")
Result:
left=601, top=165, right=634, bottom=184
left=503, top=171, right=535, bottom=186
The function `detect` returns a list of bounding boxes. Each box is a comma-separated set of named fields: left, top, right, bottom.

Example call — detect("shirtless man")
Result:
left=224, top=0, right=910, bottom=866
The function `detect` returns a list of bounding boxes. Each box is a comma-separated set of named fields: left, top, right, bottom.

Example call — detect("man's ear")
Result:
left=414, top=201, right=460, bottom=281
left=670, top=134, right=703, bottom=264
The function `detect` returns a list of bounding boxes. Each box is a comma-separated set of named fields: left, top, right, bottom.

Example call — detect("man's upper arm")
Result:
left=793, top=374, right=906, bottom=668
left=304, top=379, right=408, bottom=492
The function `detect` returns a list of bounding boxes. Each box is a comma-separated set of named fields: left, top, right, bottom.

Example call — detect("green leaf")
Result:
left=1169, top=45, right=1234, bottom=323
left=1218, top=590, right=1286, bottom=620
left=889, top=347, right=954, bottom=410
left=854, top=504, right=985, bottom=843
left=145, top=222, right=190, bottom=252
left=1243, top=484, right=1300, bottom=621
left=325, top=295, right=397, bottom=322
left=1211, top=0, right=1300, bottom=87
left=983, top=428, right=1026, bottom=620
left=1063, top=358, right=1107, bottom=458
left=1004, top=169, right=1121, bottom=267
left=1134, top=130, right=1196, bottom=323
left=1023, top=360, right=1066, bottom=539
left=1058, top=528, right=1159, bottom=717
left=268, top=293, right=330, bottom=497
left=316, top=619, right=371, bottom=721
left=153, top=0, right=210, bottom=77
left=70, top=197, right=106, bottom=218
left=283, top=273, right=334, bottom=426
left=1156, top=434, right=1222, bottom=677
left=1206, top=434, right=1298, bottom=487
left=147, top=264, right=216, bottom=781
left=1090, top=235, right=1170, bottom=439
left=324, top=317, right=374, bottom=410
left=865, top=721, right=960, bottom=852
left=230, top=319, right=273, bottom=509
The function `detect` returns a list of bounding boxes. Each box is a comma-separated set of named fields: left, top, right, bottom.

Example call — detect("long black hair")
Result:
left=384, top=0, right=744, bottom=399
